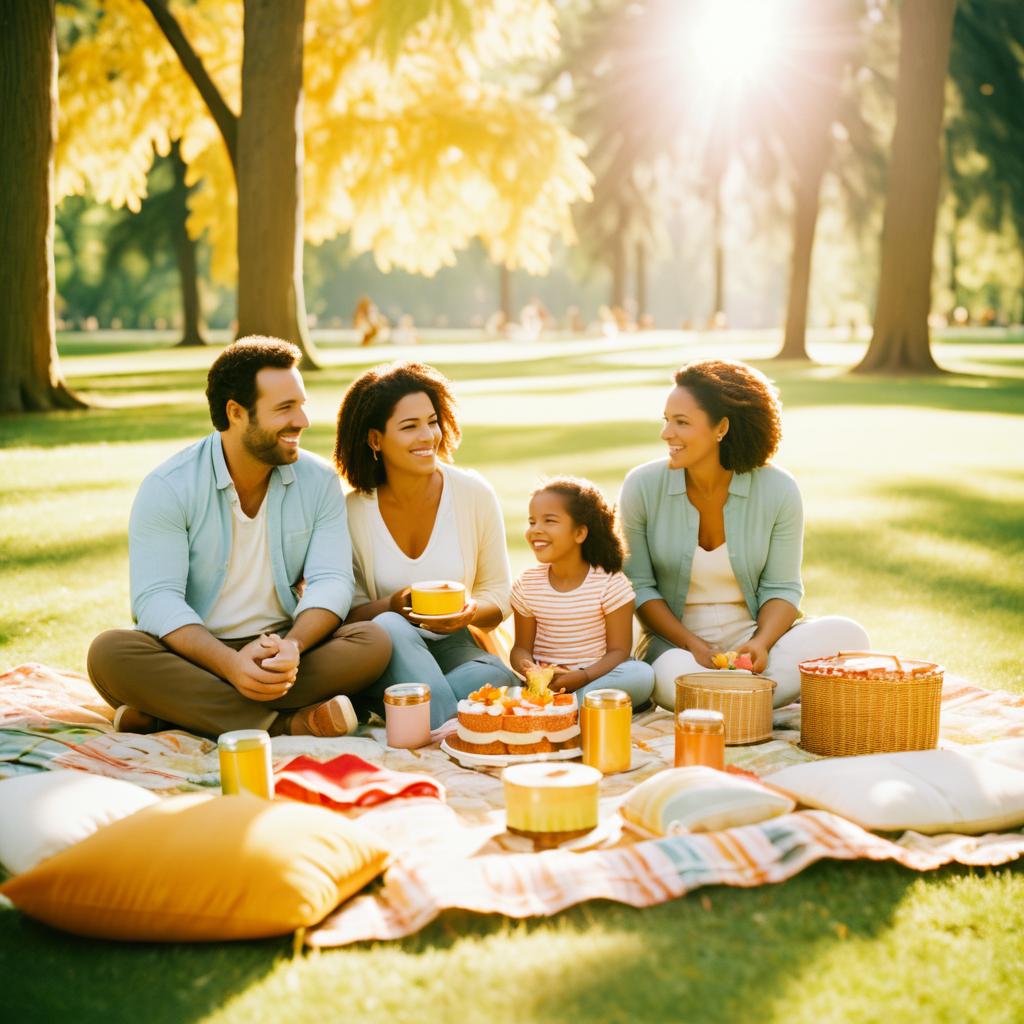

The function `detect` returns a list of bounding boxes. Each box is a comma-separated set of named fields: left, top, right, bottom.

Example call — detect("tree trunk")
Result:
left=0, top=0, right=84, bottom=413
left=635, top=240, right=647, bottom=323
left=236, top=0, right=320, bottom=369
left=170, top=141, right=206, bottom=347
left=710, top=178, right=724, bottom=327
left=499, top=264, right=513, bottom=320
left=777, top=141, right=827, bottom=360
left=856, top=0, right=957, bottom=375
left=610, top=205, right=627, bottom=309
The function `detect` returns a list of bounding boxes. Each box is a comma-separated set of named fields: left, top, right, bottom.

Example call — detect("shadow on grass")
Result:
left=364, top=860, right=953, bottom=1024
left=0, top=909, right=290, bottom=1024
left=0, top=531, right=126, bottom=573
left=806, top=480, right=1024, bottom=616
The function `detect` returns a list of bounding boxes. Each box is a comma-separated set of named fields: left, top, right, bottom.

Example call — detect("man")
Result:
left=88, top=337, right=391, bottom=737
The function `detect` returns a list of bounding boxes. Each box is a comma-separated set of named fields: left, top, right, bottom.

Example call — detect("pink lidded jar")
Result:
left=383, top=683, right=432, bottom=749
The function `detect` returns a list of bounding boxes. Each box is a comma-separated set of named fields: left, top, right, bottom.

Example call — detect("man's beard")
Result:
left=242, top=419, right=297, bottom=466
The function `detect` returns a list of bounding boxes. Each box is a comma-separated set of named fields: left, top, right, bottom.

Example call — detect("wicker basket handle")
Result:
left=837, top=650, right=904, bottom=673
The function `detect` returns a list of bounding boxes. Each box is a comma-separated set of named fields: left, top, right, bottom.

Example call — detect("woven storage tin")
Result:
left=675, top=673, right=776, bottom=745
left=798, top=651, right=943, bottom=757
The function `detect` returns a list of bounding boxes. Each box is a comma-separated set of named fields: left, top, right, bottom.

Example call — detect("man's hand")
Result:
left=736, top=637, right=770, bottom=674
left=411, top=599, right=478, bottom=635
left=229, top=636, right=297, bottom=702
left=259, top=634, right=300, bottom=674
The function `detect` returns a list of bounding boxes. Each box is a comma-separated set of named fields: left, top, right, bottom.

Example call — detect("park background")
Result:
left=1, top=1, right=1023, bottom=1022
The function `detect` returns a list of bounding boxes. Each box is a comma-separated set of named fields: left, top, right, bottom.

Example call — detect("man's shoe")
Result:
left=113, top=705, right=160, bottom=733
left=288, top=695, right=358, bottom=738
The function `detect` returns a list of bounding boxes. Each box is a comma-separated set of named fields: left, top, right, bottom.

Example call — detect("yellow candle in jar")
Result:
left=581, top=688, right=632, bottom=774
left=218, top=729, right=274, bottom=798
left=503, top=762, right=601, bottom=836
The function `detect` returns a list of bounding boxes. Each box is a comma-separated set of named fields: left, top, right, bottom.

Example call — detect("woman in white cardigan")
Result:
left=334, top=362, right=517, bottom=728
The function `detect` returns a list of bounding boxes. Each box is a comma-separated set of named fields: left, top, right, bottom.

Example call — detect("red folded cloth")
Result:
left=274, top=753, right=444, bottom=810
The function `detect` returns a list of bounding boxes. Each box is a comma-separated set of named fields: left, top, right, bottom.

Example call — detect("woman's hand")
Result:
left=412, top=598, right=478, bottom=635
left=686, top=636, right=718, bottom=670
left=388, top=587, right=413, bottom=620
left=736, top=637, right=770, bottom=674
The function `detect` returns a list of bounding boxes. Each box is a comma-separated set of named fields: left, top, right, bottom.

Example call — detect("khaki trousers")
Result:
left=87, top=621, right=391, bottom=738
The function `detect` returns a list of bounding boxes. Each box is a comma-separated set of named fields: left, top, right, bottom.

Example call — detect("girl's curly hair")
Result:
left=673, top=359, right=782, bottom=472
left=533, top=476, right=623, bottom=573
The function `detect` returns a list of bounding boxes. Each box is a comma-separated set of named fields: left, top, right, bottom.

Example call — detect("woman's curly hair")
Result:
left=534, top=476, right=623, bottom=574
left=334, top=362, right=461, bottom=492
left=673, top=359, right=782, bottom=472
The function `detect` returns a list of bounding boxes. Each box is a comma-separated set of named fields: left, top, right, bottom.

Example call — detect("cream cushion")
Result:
left=621, top=766, right=794, bottom=836
left=765, top=748, right=1024, bottom=835
left=0, top=769, right=157, bottom=875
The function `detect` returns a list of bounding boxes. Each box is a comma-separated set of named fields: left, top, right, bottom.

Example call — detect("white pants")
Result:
left=651, top=603, right=870, bottom=710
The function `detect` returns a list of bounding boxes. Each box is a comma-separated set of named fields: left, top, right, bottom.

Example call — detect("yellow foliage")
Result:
left=57, top=0, right=591, bottom=282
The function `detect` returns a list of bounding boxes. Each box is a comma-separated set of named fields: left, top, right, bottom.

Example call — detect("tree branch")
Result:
left=139, top=0, right=238, bottom=173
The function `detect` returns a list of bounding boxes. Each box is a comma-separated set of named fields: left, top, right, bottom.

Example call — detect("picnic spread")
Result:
left=2, top=660, right=1024, bottom=947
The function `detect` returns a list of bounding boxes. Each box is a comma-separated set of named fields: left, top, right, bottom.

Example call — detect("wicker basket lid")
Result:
left=799, top=651, right=941, bottom=680
left=677, top=671, right=776, bottom=693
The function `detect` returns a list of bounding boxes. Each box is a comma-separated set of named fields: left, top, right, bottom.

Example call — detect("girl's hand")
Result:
left=550, top=665, right=588, bottom=692
left=686, top=636, right=718, bottom=669
left=736, top=637, right=769, bottom=674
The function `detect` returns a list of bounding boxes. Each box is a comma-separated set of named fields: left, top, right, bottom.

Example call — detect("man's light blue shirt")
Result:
left=129, top=432, right=354, bottom=638
left=620, top=459, right=804, bottom=662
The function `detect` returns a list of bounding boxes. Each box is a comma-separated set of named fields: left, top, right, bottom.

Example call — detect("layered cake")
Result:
left=447, top=683, right=581, bottom=757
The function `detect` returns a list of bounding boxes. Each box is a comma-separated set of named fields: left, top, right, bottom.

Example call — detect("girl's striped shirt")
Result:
left=510, top=565, right=635, bottom=667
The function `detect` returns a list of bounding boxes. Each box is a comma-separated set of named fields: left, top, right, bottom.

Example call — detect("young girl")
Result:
left=510, top=477, right=655, bottom=707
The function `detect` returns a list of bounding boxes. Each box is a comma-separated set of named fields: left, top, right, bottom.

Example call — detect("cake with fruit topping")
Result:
left=447, top=678, right=581, bottom=757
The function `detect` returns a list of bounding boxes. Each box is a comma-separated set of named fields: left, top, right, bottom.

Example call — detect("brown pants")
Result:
left=87, top=622, right=391, bottom=738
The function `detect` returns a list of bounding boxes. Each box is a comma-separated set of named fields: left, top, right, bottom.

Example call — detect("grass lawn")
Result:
left=1, top=328, right=1023, bottom=1023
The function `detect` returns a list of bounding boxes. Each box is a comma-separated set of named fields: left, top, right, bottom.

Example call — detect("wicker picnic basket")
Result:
left=798, top=651, right=943, bottom=757
left=675, top=672, right=777, bottom=745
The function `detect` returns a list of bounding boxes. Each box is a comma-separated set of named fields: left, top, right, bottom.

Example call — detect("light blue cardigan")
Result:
left=619, top=459, right=804, bottom=662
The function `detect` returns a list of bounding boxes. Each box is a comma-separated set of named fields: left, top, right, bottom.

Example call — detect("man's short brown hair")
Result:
left=206, top=336, right=301, bottom=430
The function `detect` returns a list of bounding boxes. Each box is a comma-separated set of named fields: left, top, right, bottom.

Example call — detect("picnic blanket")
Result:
left=3, top=662, right=1024, bottom=947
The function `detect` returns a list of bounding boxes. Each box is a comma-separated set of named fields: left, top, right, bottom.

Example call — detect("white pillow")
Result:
left=962, top=738, right=1024, bottom=774
left=765, top=749, right=1024, bottom=835
left=0, top=770, right=158, bottom=874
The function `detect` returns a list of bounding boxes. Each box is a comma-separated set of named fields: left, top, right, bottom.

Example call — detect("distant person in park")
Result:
left=334, top=361, right=518, bottom=728
left=87, top=337, right=391, bottom=738
left=620, top=359, right=869, bottom=710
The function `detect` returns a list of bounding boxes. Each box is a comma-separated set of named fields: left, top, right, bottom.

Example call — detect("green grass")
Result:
left=2, top=329, right=1024, bottom=1023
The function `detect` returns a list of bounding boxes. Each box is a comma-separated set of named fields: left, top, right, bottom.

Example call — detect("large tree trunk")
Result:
left=709, top=177, right=724, bottom=327
left=778, top=148, right=827, bottom=360
left=0, top=0, right=83, bottom=413
left=610, top=205, right=627, bottom=309
left=170, top=141, right=206, bottom=347
left=635, top=240, right=647, bottom=323
left=856, top=0, right=957, bottom=374
left=236, top=0, right=319, bottom=368
left=499, top=264, right=513, bottom=320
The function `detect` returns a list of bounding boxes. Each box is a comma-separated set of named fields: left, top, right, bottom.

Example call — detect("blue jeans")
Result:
left=366, top=612, right=519, bottom=728
left=577, top=660, right=655, bottom=708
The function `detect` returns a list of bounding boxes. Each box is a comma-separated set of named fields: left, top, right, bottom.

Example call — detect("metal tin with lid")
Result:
left=581, top=687, right=632, bottom=774
left=383, top=683, right=432, bottom=748
left=675, top=709, right=725, bottom=770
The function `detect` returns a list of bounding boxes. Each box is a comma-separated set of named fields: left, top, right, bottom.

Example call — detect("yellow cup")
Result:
left=218, top=730, right=274, bottom=799
left=410, top=580, right=466, bottom=616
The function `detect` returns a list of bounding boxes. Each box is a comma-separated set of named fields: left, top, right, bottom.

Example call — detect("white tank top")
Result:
left=367, top=475, right=465, bottom=598
left=685, top=543, right=745, bottom=605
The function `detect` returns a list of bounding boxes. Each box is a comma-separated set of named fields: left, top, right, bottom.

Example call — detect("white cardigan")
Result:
left=345, top=463, right=513, bottom=620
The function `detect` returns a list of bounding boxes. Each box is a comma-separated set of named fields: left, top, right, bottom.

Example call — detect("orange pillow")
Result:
left=0, top=793, right=388, bottom=941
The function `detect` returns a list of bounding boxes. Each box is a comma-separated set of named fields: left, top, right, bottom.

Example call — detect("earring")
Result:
left=371, top=448, right=379, bottom=462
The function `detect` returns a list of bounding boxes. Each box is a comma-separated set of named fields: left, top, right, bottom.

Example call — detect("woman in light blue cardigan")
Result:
left=620, top=359, right=869, bottom=709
